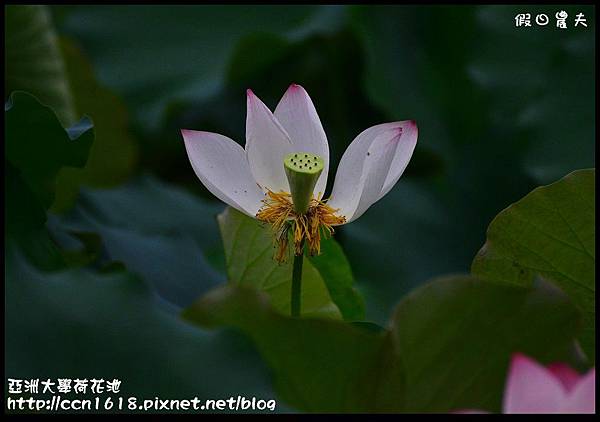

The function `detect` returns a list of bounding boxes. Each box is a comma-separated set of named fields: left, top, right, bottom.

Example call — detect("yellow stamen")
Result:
left=256, top=190, right=346, bottom=262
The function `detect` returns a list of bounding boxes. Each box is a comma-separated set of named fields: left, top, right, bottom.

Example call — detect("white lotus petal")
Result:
left=327, top=122, right=404, bottom=223
left=274, top=84, right=329, bottom=197
left=245, top=89, right=293, bottom=193
left=349, top=133, right=401, bottom=222
left=378, top=120, right=418, bottom=200
left=182, top=129, right=264, bottom=217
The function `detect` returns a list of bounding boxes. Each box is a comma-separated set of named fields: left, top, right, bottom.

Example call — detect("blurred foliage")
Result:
left=6, top=244, right=277, bottom=403
left=390, top=275, right=582, bottom=412
left=5, top=5, right=138, bottom=212
left=184, top=284, right=403, bottom=413
left=5, top=5, right=76, bottom=125
left=471, top=7, right=595, bottom=184
left=5, top=4, right=595, bottom=414
left=5, top=92, right=92, bottom=210
left=473, top=169, right=595, bottom=362
left=49, top=176, right=225, bottom=311
left=5, top=91, right=92, bottom=270
left=56, top=5, right=347, bottom=130
left=4, top=79, right=277, bottom=409
left=342, top=5, right=595, bottom=321
left=184, top=276, right=581, bottom=412
left=52, top=39, right=138, bottom=212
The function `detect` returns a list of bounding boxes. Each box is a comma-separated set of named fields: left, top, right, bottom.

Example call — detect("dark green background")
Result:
left=5, top=4, right=595, bottom=413
left=55, top=5, right=596, bottom=320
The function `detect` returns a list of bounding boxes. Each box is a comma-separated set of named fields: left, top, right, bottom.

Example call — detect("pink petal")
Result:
left=245, top=89, right=293, bottom=193
left=547, top=363, right=582, bottom=392
left=378, top=120, right=418, bottom=200
left=182, top=129, right=265, bottom=217
left=561, top=369, right=595, bottom=414
left=327, top=122, right=405, bottom=223
left=503, top=354, right=566, bottom=414
left=274, top=84, right=329, bottom=197
left=347, top=129, right=402, bottom=222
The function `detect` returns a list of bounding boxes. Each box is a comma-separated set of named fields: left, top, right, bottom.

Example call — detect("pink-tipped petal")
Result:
left=562, top=369, right=595, bottom=414
left=274, top=84, right=329, bottom=196
left=348, top=131, right=401, bottom=222
left=378, top=120, right=418, bottom=200
left=503, top=354, right=566, bottom=414
left=547, top=363, right=582, bottom=392
left=245, top=89, right=293, bottom=193
left=182, top=129, right=264, bottom=217
left=327, top=122, right=409, bottom=223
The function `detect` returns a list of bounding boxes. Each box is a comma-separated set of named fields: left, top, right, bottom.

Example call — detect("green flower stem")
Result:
left=284, top=152, right=323, bottom=317
left=291, top=245, right=304, bottom=318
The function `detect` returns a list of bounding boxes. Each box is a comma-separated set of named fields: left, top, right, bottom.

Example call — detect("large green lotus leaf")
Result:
left=57, top=5, right=347, bottom=128
left=390, top=275, right=582, bottom=412
left=5, top=243, right=278, bottom=405
left=182, top=284, right=403, bottom=412
left=5, top=5, right=76, bottom=125
left=472, top=169, right=595, bottom=361
left=183, top=275, right=580, bottom=412
left=217, top=207, right=350, bottom=320
left=51, top=176, right=226, bottom=309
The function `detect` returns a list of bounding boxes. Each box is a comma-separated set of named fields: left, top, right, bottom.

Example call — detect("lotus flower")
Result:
left=181, top=84, right=417, bottom=261
left=502, top=354, right=595, bottom=414
left=460, top=354, right=595, bottom=414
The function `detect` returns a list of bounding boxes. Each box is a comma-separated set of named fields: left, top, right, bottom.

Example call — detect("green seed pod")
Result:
left=283, top=152, right=324, bottom=214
